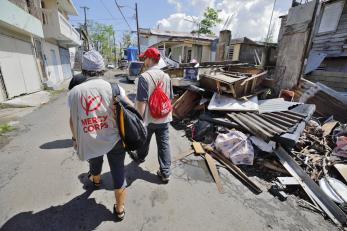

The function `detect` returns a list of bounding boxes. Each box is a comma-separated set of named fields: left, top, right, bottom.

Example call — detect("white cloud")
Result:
left=159, top=0, right=291, bottom=42
left=168, top=0, right=183, bottom=12
left=157, top=13, right=198, bottom=32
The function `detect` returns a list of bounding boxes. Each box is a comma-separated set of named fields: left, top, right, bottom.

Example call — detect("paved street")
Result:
left=0, top=70, right=338, bottom=231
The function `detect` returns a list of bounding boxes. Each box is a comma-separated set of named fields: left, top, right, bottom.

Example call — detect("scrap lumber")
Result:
left=322, top=121, right=338, bottom=137
left=274, top=146, right=347, bottom=226
left=193, top=142, right=224, bottom=193
left=192, top=142, right=205, bottom=155
left=173, top=150, right=194, bottom=163
left=172, top=90, right=201, bottom=119
left=210, top=149, right=262, bottom=194
left=205, top=153, right=224, bottom=193
left=334, top=164, right=347, bottom=183
left=299, top=82, right=347, bottom=122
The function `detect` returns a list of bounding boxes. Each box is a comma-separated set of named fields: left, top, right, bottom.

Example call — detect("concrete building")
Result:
left=0, top=0, right=81, bottom=102
left=41, top=0, right=81, bottom=86
left=227, top=37, right=277, bottom=66
left=139, top=28, right=217, bottom=63
left=0, top=0, right=44, bottom=102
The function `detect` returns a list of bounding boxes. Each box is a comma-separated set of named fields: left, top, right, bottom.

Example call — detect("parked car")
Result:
left=119, top=59, right=129, bottom=69
left=127, top=61, right=144, bottom=82
left=106, top=64, right=115, bottom=69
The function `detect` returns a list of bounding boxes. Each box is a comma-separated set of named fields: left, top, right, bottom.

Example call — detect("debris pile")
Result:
left=165, top=61, right=347, bottom=227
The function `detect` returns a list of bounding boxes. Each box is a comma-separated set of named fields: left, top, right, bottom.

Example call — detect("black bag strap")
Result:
left=110, top=83, right=121, bottom=97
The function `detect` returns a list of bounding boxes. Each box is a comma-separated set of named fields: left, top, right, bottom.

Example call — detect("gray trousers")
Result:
left=137, top=123, right=171, bottom=177
left=89, top=141, right=126, bottom=189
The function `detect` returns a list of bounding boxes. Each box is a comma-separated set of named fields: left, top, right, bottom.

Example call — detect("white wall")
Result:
left=43, top=41, right=64, bottom=85
left=201, top=46, right=211, bottom=62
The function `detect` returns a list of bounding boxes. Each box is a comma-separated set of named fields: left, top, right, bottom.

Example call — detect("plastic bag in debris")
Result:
left=333, top=136, right=347, bottom=158
left=82, top=50, right=105, bottom=71
left=192, top=120, right=214, bottom=142
left=215, top=130, right=254, bottom=165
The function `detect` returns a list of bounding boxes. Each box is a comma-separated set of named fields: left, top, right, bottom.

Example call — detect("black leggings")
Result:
left=88, top=141, right=126, bottom=189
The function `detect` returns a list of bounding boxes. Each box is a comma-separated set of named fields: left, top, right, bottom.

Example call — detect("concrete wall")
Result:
left=0, top=0, right=43, bottom=38
left=201, top=45, right=210, bottom=62
left=239, top=44, right=263, bottom=64
left=171, top=45, right=184, bottom=62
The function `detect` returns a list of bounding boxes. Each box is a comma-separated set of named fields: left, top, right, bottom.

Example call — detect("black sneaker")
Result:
left=157, top=170, right=170, bottom=183
left=127, top=151, right=145, bottom=163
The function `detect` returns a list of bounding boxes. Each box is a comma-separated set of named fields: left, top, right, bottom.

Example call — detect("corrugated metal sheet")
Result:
left=228, top=111, right=306, bottom=142
left=258, top=98, right=302, bottom=113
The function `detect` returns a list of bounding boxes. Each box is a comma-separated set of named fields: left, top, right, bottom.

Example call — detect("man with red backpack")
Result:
left=133, top=47, right=173, bottom=183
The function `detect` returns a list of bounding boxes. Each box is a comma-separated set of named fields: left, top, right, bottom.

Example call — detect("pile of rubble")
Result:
left=165, top=62, right=347, bottom=227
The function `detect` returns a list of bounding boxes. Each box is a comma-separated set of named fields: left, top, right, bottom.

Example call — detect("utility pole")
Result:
left=135, top=3, right=140, bottom=55
left=113, top=31, right=116, bottom=64
left=80, top=6, right=89, bottom=32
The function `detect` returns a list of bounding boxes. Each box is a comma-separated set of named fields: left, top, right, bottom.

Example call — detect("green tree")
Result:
left=122, top=31, right=131, bottom=48
left=87, top=21, right=115, bottom=62
left=192, top=7, right=222, bottom=35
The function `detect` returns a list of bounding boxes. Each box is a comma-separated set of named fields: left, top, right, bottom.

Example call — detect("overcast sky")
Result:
left=69, top=0, right=293, bottom=43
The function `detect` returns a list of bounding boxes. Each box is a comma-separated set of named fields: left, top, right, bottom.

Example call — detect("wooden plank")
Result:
left=322, top=121, right=339, bottom=137
left=173, top=150, right=194, bottom=162
left=192, top=142, right=205, bottom=155
left=205, top=153, right=224, bottom=193
left=334, top=164, right=347, bottom=183
left=212, top=150, right=262, bottom=194
left=311, top=71, right=347, bottom=78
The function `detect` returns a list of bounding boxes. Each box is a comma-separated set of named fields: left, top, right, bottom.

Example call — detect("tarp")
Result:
left=127, top=46, right=138, bottom=61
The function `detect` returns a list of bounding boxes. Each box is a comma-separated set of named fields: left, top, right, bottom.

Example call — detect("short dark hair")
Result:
left=82, top=69, right=105, bottom=77
left=149, top=57, right=159, bottom=64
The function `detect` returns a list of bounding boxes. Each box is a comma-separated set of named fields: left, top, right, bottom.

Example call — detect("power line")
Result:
left=70, top=18, right=124, bottom=22
left=100, top=0, right=122, bottom=23
left=114, top=0, right=132, bottom=31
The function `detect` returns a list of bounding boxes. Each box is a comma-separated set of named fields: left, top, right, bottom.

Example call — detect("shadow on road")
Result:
left=0, top=190, right=115, bottom=231
left=40, top=139, right=73, bottom=149
left=119, top=78, right=133, bottom=85
left=125, top=161, right=162, bottom=186
left=78, top=161, right=162, bottom=191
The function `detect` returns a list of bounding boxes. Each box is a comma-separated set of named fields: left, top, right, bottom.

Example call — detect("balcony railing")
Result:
left=42, top=9, right=81, bottom=46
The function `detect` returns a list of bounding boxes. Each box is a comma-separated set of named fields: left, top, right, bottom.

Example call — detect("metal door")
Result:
left=59, top=47, right=72, bottom=79
left=50, top=49, right=60, bottom=82
left=0, top=34, right=41, bottom=98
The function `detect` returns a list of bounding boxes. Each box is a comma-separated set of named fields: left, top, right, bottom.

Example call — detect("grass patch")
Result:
left=0, top=124, right=15, bottom=135
left=0, top=103, right=29, bottom=109
left=47, top=88, right=66, bottom=96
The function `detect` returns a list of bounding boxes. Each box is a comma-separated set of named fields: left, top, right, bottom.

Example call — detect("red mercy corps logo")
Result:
left=80, top=95, right=103, bottom=116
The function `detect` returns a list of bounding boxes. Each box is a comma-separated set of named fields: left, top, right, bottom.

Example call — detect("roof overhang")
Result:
left=58, top=0, right=78, bottom=16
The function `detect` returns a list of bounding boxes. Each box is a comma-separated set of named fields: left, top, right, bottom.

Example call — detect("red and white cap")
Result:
left=138, top=47, right=160, bottom=61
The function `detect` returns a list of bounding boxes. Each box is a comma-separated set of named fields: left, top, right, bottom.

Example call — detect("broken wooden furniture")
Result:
left=199, top=67, right=267, bottom=98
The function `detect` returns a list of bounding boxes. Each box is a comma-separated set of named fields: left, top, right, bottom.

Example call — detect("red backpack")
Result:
left=148, top=73, right=172, bottom=119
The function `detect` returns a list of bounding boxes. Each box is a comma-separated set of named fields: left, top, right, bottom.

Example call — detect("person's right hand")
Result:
left=73, top=140, right=78, bottom=150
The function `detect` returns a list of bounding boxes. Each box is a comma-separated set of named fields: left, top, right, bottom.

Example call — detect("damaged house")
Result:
left=305, top=0, right=347, bottom=92
left=139, top=28, right=217, bottom=63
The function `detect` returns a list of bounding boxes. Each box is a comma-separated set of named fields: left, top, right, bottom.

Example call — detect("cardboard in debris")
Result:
left=208, top=93, right=258, bottom=111
left=334, top=164, right=347, bottom=183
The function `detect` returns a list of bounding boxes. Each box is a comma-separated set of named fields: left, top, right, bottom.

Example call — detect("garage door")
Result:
left=59, top=47, right=72, bottom=79
left=0, top=34, right=42, bottom=98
